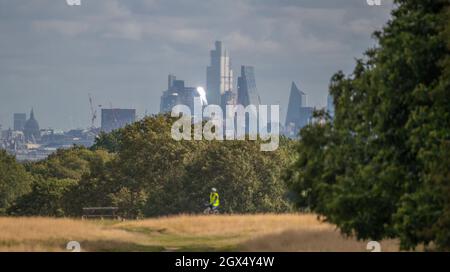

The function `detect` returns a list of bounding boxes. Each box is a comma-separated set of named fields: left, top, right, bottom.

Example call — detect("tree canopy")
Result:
left=286, top=0, right=450, bottom=250
left=6, top=115, right=294, bottom=218
left=0, top=150, right=33, bottom=214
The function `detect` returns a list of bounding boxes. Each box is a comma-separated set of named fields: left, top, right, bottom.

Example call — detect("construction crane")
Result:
left=88, top=93, right=97, bottom=129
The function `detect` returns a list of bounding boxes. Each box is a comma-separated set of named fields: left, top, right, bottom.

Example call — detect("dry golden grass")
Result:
left=119, top=214, right=400, bottom=252
left=241, top=229, right=399, bottom=252
left=0, top=217, right=143, bottom=252
left=0, top=214, right=402, bottom=252
left=121, top=213, right=327, bottom=236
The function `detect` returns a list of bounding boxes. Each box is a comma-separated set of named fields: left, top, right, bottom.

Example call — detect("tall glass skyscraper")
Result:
left=206, top=41, right=233, bottom=106
left=285, top=82, right=306, bottom=129
left=237, top=65, right=261, bottom=107
left=285, top=82, right=313, bottom=137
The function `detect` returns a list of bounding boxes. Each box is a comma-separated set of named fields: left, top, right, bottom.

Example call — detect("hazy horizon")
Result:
left=0, top=0, right=394, bottom=130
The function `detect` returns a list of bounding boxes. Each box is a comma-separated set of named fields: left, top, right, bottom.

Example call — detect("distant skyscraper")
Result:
left=14, top=113, right=27, bottom=131
left=237, top=65, right=261, bottom=107
left=285, top=82, right=313, bottom=137
left=298, top=107, right=314, bottom=128
left=220, top=90, right=237, bottom=112
left=327, top=94, right=335, bottom=118
left=160, top=74, right=200, bottom=114
left=101, top=109, right=136, bottom=133
left=24, top=109, right=40, bottom=142
left=206, top=41, right=233, bottom=106
left=285, top=82, right=305, bottom=127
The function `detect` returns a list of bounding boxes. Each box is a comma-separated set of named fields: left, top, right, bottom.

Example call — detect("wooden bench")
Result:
left=81, top=207, right=120, bottom=220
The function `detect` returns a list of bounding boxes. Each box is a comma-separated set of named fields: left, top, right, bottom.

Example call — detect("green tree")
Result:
left=27, top=146, right=102, bottom=180
left=181, top=140, right=293, bottom=214
left=394, top=5, right=450, bottom=250
left=9, top=147, right=115, bottom=217
left=93, top=114, right=293, bottom=217
left=0, top=150, right=33, bottom=214
left=92, top=130, right=122, bottom=153
left=62, top=149, right=116, bottom=216
left=8, top=177, right=77, bottom=217
left=111, top=114, right=198, bottom=217
left=286, top=0, right=450, bottom=250
left=9, top=113, right=293, bottom=219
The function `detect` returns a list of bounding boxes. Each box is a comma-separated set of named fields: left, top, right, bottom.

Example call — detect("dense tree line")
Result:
left=285, top=0, right=450, bottom=250
left=2, top=115, right=294, bottom=218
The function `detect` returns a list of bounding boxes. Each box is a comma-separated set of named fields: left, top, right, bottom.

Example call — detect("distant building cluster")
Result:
left=0, top=40, right=337, bottom=161
left=1, top=106, right=137, bottom=161
left=1, top=109, right=98, bottom=161
left=159, top=41, right=264, bottom=132
left=160, top=41, right=241, bottom=116
left=159, top=40, right=333, bottom=138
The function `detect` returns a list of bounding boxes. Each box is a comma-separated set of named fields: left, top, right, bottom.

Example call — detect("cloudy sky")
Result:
left=0, top=0, right=394, bottom=130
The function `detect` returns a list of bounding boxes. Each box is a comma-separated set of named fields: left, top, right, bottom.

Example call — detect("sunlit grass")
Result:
left=0, top=214, right=400, bottom=252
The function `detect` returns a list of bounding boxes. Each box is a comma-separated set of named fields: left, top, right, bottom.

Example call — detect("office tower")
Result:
left=220, top=89, right=238, bottom=123
left=206, top=41, right=233, bottom=106
left=237, top=65, right=261, bottom=107
left=160, top=74, right=200, bottom=114
left=236, top=65, right=261, bottom=135
left=285, top=82, right=313, bottom=136
left=298, top=106, right=314, bottom=128
left=101, top=109, right=136, bottom=133
left=168, top=74, right=177, bottom=90
left=285, top=82, right=305, bottom=128
left=14, top=113, right=27, bottom=131
left=160, top=74, right=184, bottom=113
left=327, top=94, right=335, bottom=118
left=24, top=109, right=40, bottom=142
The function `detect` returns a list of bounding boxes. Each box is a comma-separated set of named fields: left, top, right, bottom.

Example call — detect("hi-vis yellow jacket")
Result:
left=210, top=192, right=220, bottom=207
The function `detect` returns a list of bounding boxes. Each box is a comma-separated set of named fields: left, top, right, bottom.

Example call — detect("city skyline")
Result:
left=0, top=0, right=394, bottom=130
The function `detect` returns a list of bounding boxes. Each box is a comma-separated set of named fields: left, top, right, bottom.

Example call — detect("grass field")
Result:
left=0, top=214, right=400, bottom=252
